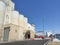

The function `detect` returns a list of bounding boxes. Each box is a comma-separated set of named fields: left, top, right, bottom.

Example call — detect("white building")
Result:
left=0, top=0, right=35, bottom=42
left=36, top=31, right=44, bottom=36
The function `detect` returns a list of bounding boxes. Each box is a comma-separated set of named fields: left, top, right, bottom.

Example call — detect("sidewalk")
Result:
left=48, top=41, right=60, bottom=45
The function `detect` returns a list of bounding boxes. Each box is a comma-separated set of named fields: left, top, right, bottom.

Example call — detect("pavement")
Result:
left=0, top=39, right=50, bottom=45
left=48, top=41, right=60, bottom=45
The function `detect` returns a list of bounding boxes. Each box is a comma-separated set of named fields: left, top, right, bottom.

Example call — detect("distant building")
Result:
left=0, top=0, right=35, bottom=42
left=46, top=32, right=52, bottom=37
left=54, top=34, right=60, bottom=38
left=36, top=31, right=44, bottom=36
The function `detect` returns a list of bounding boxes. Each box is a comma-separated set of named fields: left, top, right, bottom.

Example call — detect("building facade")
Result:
left=0, top=0, right=35, bottom=42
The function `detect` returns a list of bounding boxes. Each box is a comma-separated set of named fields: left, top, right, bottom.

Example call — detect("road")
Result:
left=0, top=39, right=50, bottom=45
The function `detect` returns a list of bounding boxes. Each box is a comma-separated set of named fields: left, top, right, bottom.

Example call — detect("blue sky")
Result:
left=13, top=0, right=60, bottom=34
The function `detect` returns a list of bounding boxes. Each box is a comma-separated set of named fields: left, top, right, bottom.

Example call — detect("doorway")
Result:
left=25, top=31, right=30, bottom=39
left=3, top=27, right=10, bottom=42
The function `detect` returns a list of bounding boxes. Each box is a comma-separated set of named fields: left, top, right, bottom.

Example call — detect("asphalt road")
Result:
left=0, top=39, right=49, bottom=45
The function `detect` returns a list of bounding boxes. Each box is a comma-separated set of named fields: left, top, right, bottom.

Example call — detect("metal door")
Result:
left=3, top=27, right=10, bottom=42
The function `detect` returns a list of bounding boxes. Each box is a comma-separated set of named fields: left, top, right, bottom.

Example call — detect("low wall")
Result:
left=0, top=40, right=49, bottom=45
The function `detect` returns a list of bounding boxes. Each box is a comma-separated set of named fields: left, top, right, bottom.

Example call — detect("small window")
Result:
left=15, top=30, right=17, bottom=33
left=28, top=27, right=30, bottom=29
left=6, top=15, right=9, bottom=19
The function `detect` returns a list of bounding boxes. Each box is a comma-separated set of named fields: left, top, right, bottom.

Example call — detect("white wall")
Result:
left=18, top=27, right=24, bottom=40
left=19, top=14, right=24, bottom=27
left=0, top=1, right=6, bottom=26
left=3, top=0, right=15, bottom=25
left=4, top=6, right=12, bottom=25
left=9, top=1, right=15, bottom=10
left=11, top=11, right=19, bottom=25
left=28, top=23, right=35, bottom=32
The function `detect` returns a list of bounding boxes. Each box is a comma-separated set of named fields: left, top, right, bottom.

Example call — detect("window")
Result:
left=6, top=15, right=9, bottom=19
left=15, top=30, right=17, bottom=33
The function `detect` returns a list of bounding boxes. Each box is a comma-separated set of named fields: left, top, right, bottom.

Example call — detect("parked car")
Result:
left=37, top=36, right=44, bottom=39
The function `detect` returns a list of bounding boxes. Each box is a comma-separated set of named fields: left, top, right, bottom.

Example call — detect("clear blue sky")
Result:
left=13, top=0, right=60, bottom=34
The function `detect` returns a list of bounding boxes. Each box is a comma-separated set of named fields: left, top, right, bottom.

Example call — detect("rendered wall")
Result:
left=0, top=1, right=6, bottom=26
left=0, top=1, right=6, bottom=41
left=9, top=24, right=24, bottom=41
left=4, top=6, right=12, bottom=25
left=0, top=0, right=35, bottom=41
left=11, top=11, right=19, bottom=25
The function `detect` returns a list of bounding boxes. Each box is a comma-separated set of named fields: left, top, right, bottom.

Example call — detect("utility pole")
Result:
left=43, top=16, right=45, bottom=35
